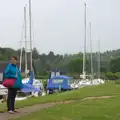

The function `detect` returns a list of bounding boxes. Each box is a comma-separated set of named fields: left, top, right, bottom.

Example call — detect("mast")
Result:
left=82, top=2, right=87, bottom=80
left=19, top=18, right=25, bottom=72
left=19, top=40, right=23, bottom=72
left=98, top=39, right=100, bottom=79
left=89, top=22, right=93, bottom=81
left=29, top=0, right=33, bottom=71
left=24, top=6, right=28, bottom=78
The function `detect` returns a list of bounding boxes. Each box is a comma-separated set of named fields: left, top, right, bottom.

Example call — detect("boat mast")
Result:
left=24, top=6, right=28, bottom=78
left=29, top=0, right=33, bottom=71
left=98, top=39, right=100, bottom=79
left=89, top=21, right=93, bottom=81
left=19, top=18, right=25, bottom=72
left=19, top=40, right=23, bottom=72
left=82, top=2, right=87, bottom=80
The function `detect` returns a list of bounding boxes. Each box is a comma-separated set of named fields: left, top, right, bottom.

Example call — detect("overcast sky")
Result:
left=0, top=0, right=119, bottom=54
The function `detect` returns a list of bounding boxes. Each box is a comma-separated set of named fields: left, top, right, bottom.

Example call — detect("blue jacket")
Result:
left=4, top=63, right=22, bottom=88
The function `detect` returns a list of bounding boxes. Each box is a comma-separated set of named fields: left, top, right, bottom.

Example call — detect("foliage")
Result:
left=104, top=72, right=119, bottom=80
left=110, top=56, right=120, bottom=73
left=1, top=47, right=120, bottom=79
left=115, top=80, right=120, bottom=84
left=35, top=76, right=48, bottom=79
left=67, top=58, right=83, bottom=73
left=104, top=72, right=120, bottom=80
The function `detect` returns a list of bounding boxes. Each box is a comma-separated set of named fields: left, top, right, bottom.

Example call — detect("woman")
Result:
left=4, top=56, right=22, bottom=114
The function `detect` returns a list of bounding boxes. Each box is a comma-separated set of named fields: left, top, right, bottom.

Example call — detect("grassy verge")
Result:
left=15, top=96, right=120, bottom=120
left=0, top=83, right=120, bottom=112
left=14, top=82, right=120, bottom=120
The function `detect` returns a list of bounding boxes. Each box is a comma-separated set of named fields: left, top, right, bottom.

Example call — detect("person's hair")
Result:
left=12, top=56, right=18, bottom=60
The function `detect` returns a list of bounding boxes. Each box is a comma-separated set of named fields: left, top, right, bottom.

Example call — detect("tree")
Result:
left=110, top=57, right=120, bottom=73
left=32, top=47, right=39, bottom=59
left=68, top=58, right=83, bottom=73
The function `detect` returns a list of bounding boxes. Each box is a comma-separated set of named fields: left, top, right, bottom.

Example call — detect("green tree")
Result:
left=110, top=57, right=120, bottom=73
left=68, top=58, right=83, bottom=73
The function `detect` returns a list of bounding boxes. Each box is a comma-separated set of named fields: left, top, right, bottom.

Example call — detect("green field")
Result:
left=10, top=82, right=120, bottom=120
left=16, top=96, right=120, bottom=120
left=0, top=82, right=117, bottom=112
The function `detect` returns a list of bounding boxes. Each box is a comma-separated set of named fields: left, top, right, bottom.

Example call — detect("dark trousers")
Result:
left=7, top=88, right=17, bottom=111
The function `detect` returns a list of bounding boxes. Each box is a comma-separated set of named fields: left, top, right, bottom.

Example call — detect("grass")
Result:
left=0, top=82, right=120, bottom=113
left=12, top=82, right=120, bottom=120
left=15, top=96, right=120, bottom=120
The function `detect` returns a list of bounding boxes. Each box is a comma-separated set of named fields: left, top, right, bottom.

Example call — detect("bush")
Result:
left=104, top=72, right=120, bottom=80
left=35, top=76, right=48, bottom=79
left=115, top=80, right=120, bottom=84
left=66, top=73, right=80, bottom=79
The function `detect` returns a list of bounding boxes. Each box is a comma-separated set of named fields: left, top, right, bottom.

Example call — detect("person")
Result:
left=4, top=56, right=22, bottom=114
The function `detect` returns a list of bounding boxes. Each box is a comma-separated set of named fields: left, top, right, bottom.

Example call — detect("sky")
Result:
left=0, top=0, right=119, bottom=54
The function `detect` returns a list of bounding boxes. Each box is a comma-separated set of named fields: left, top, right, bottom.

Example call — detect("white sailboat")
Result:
left=82, top=1, right=87, bottom=80
left=20, top=1, right=45, bottom=96
left=78, top=2, right=104, bottom=87
left=93, top=40, right=104, bottom=85
left=79, top=2, right=91, bottom=87
left=88, top=23, right=104, bottom=85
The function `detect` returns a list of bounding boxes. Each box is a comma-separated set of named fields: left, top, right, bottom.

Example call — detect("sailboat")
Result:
left=88, top=22, right=103, bottom=85
left=78, top=2, right=103, bottom=87
left=20, top=1, right=45, bottom=96
left=93, top=40, right=104, bottom=85
left=78, top=2, right=91, bottom=87
left=82, top=1, right=87, bottom=81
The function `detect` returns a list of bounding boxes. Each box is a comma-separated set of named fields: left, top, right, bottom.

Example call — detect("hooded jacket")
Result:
left=4, top=63, right=22, bottom=88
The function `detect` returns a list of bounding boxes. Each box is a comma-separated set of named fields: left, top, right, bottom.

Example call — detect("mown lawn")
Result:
left=1, top=82, right=120, bottom=113
left=14, top=83, right=120, bottom=120
left=15, top=96, right=120, bottom=120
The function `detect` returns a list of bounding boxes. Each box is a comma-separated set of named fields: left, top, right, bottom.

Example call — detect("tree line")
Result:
left=1, top=47, right=120, bottom=79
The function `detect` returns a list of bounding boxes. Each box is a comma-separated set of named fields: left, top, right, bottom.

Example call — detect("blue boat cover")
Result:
left=47, top=75, right=72, bottom=90
left=21, top=71, right=41, bottom=93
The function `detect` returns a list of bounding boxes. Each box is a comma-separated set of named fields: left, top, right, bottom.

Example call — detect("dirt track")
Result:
left=0, top=103, right=57, bottom=120
left=0, top=96, right=113, bottom=120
